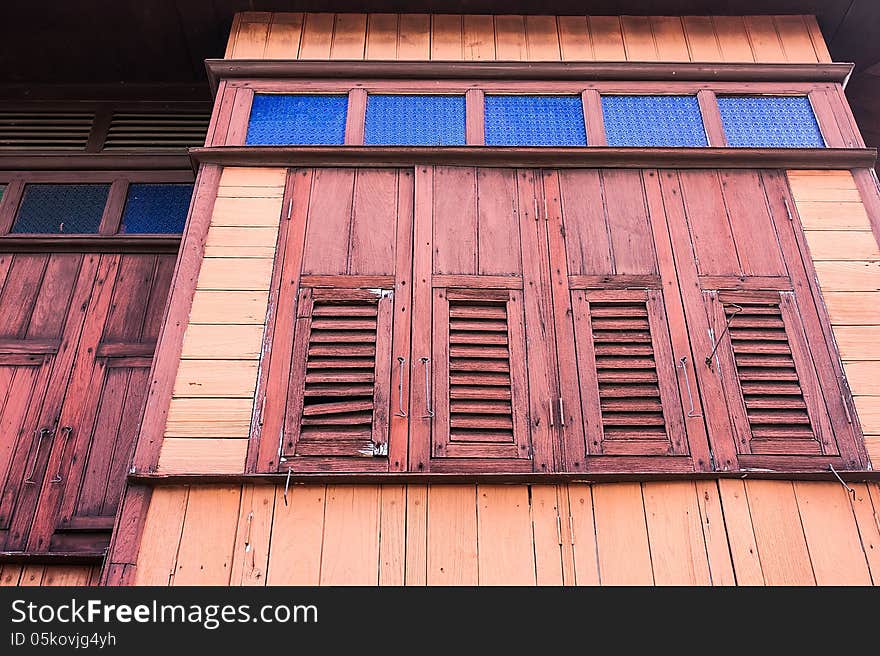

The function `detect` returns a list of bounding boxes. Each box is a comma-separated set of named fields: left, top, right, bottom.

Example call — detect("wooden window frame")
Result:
left=217, top=78, right=852, bottom=149
left=0, top=170, right=194, bottom=248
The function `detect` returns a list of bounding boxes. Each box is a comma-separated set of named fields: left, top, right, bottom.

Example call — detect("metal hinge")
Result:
left=359, top=442, right=388, bottom=457
left=286, top=198, right=293, bottom=220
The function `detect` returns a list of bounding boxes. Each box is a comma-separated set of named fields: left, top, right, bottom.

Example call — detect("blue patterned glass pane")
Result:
left=365, top=95, right=466, bottom=145
left=485, top=95, right=586, bottom=146
left=602, top=95, right=707, bottom=147
left=121, top=183, right=194, bottom=234
left=12, top=184, right=109, bottom=234
left=246, top=94, right=347, bottom=145
left=718, top=96, right=825, bottom=148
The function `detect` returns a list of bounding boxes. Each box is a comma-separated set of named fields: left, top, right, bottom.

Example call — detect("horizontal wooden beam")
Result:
left=0, top=236, right=181, bottom=253
left=0, top=551, right=105, bottom=564
left=129, top=468, right=880, bottom=486
left=0, top=154, right=194, bottom=171
left=206, top=60, right=855, bottom=95
left=190, top=146, right=878, bottom=170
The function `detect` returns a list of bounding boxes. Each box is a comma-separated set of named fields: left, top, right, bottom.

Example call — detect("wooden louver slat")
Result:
left=0, top=111, right=94, bottom=150
left=102, top=111, right=209, bottom=150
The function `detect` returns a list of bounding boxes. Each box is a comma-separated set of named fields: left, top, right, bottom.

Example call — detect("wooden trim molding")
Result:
left=0, top=236, right=181, bottom=253
left=205, top=60, right=855, bottom=94
left=0, top=154, right=194, bottom=171
left=189, top=146, right=878, bottom=170
left=0, top=551, right=106, bottom=565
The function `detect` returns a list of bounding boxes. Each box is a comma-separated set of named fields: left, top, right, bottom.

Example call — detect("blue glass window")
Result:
left=718, top=96, right=825, bottom=148
left=121, top=183, right=194, bottom=234
left=602, top=95, right=707, bottom=147
left=12, top=184, right=109, bottom=234
left=485, top=95, right=586, bottom=146
left=365, top=95, right=466, bottom=145
left=246, top=94, right=347, bottom=145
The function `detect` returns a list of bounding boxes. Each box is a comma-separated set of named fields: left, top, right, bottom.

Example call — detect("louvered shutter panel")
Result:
left=103, top=111, right=209, bottom=150
left=706, top=290, right=837, bottom=456
left=571, top=289, right=688, bottom=457
left=431, top=288, right=531, bottom=461
left=284, top=287, right=394, bottom=460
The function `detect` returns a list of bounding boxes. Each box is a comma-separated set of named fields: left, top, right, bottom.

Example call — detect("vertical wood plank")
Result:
left=397, top=14, right=430, bottom=60
left=582, top=89, right=607, bottom=146
left=682, top=16, right=722, bottom=62
left=465, top=89, right=485, bottom=146
left=344, top=88, right=367, bottom=146
left=525, top=15, right=561, bottom=61
left=804, top=15, right=832, bottom=62
left=379, top=485, right=406, bottom=586
left=19, top=566, right=45, bottom=586
left=589, top=16, right=626, bottom=60
left=531, top=485, right=564, bottom=585
left=697, top=89, right=727, bottom=146
left=565, top=483, right=599, bottom=585
left=651, top=16, right=689, bottom=61
left=231, top=17, right=270, bottom=58
left=557, top=16, right=592, bottom=60
left=712, top=16, right=754, bottom=62
left=743, top=15, right=786, bottom=63
left=298, top=13, right=334, bottom=59
left=477, top=485, right=536, bottom=585
left=717, top=479, right=764, bottom=585
left=172, top=486, right=241, bottom=585
left=643, top=482, right=712, bottom=585
left=745, top=480, right=815, bottom=585
left=427, top=485, right=478, bottom=585
left=463, top=15, right=495, bottom=60
left=431, top=14, right=463, bottom=60
left=774, top=15, right=820, bottom=62
left=365, top=14, right=398, bottom=59
left=794, top=482, right=872, bottom=585
left=42, top=566, right=94, bottom=586
left=405, top=484, right=428, bottom=585
left=230, top=484, right=275, bottom=586
left=621, top=16, right=658, bottom=61
left=695, top=480, right=736, bottom=585
left=133, top=486, right=189, bottom=586
left=592, top=483, right=653, bottom=584
left=494, top=15, right=527, bottom=60
left=265, top=13, right=303, bottom=59
left=320, top=485, right=380, bottom=585
left=330, top=13, right=367, bottom=60
left=266, top=485, right=325, bottom=585
left=0, top=565, right=23, bottom=586
left=856, top=483, right=880, bottom=583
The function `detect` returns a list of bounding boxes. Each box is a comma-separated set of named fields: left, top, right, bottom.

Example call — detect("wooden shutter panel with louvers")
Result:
left=283, top=287, right=394, bottom=461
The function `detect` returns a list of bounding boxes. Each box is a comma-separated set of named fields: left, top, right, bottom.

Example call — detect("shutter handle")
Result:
left=24, top=427, right=54, bottom=484
left=705, top=303, right=742, bottom=367
left=548, top=401, right=555, bottom=428
left=677, top=357, right=702, bottom=418
left=50, top=426, right=73, bottom=483
left=394, top=357, right=407, bottom=417
left=558, top=398, right=565, bottom=427
left=419, top=357, right=434, bottom=418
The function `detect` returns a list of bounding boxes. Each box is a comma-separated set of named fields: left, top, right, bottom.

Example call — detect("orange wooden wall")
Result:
left=225, top=13, right=831, bottom=63
left=129, top=481, right=880, bottom=585
left=0, top=564, right=100, bottom=587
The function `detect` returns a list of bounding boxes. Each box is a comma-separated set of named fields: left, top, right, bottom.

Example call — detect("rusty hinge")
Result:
left=359, top=442, right=388, bottom=457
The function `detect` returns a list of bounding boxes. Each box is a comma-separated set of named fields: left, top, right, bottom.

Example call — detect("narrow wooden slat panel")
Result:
left=266, top=485, right=325, bottom=585
left=365, top=14, right=398, bottom=59
left=835, top=326, right=880, bottom=360
left=41, top=566, right=95, bottom=586
left=804, top=15, right=832, bottom=63
left=588, top=16, right=625, bottom=60
left=566, top=483, right=599, bottom=585
left=431, top=14, right=463, bottom=60
left=211, top=197, right=284, bottom=227
left=265, top=13, right=304, bottom=59
left=217, top=186, right=285, bottom=199
left=320, top=485, right=380, bottom=585
left=219, top=167, right=287, bottom=187
left=330, top=13, right=367, bottom=60
left=824, top=291, right=880, bottom=325
left=814, top=261, right=880, bottom=292
left=397, top=14, right=430, bottom=60
left=173, top=486, right=241, bottom=585
left=743, top=16, right=786, bottom=63
left=494, top=15, right=527, bottom=60
left=844, top=361, right=880, bottom=395
left=134, top=487, right=188, bottom=585
left=172, top=359, right=258, bottom=398
left=19, top=567, right=45, bottom=586
left=651, top=16, right=689, bottom=61
left=158, top=438, right=247, bottom=474
left=405, top=484, right=428, bottom=585
left=794, top=482, right=871, bottom=585
left=682, top=16, right=722, bottom=62
left=477, top=485, right=536, bottom=585
left=232, top=19, right=270, bottom=58
left=745, top=480, right=815, bottom=585
left=717, top=479, right=764, bottom=585
left=851, top=483, right=880, bottom=583
left=0, top=566, right=23, bottom=586
left=230, top=484, right=275, bottom=585
left=620, top=16, right=657, bottom=61
left=531, top=485, right=564, bottom=585
left=774, top=15, right=819, bottom=63
left=190, top=290, right=269, bottom=324
left=206, top=226, right=279, bottom=250
left=427, top=485, right=478, bottom=585
left=166, top=398, right=254, bottom=438
left=805, top=230, right=880, bottom=261
left=525, top=15, right=561, bottom=61
left=789, top=185, right=862, bottom=202
left=713, top=16, right=754, bottom=62
left=855, top=397, right=880, bottom=434
left=463, top=15, right=496, bottom=60
left=196, top=258, right=275, bottom=292
left=557, top=16, right=592, bottom=60
left=695, top=481, right=736, bottom=585
left=298, top=13, right=334, bottom=59
left=180, top=324, right=264, bottom=359
left=378, top=485, right=405, bottom=585
left=643, top=482, right=712, bottom=585
left=592, top=483, right=653, bottom=584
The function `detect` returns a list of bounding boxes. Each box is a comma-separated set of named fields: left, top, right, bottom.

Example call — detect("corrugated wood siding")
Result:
left=157, top=167, right=286, bottom=474
left=224, top=13, right=831, bottom=63
left=0, top=564, right=100, bottom=586
left=787, top=170, right=880, bottom=464
left=132, top=481, right=880, bottom=585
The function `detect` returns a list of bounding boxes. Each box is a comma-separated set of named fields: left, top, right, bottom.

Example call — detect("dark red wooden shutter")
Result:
left=283, top=286, right=394, bottom=462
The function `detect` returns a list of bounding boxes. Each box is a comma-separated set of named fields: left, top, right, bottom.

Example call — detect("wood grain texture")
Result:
left=133, top=487, right=189, bottom=585
left=172, top=486, right=240, bottom=585
left=157, top=439, right=248, bottom=474
left=477, top=485, right=536, bottom=585
left=643, top=482, right=712, bottom=585
left=592, top=483, right=653, bottom=585
left=426, top=485, right=478, bottom=585
left=230, top=484, right=275, bottom=586
left=225, top=13, right=827, bottom=64
left=266, top=485, right=325, bottom=585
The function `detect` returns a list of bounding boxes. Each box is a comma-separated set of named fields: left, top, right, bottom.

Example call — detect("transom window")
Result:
left=718, top=96, right=826, bottom=148
left=484, top=95, right=587, bottom=146
left=601, top=95, right=708, bottom=147
left=365, top=94, right=466, bottom=145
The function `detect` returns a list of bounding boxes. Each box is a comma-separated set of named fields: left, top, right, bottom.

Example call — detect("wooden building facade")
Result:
left=2, top=9, right=880, bottom=586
